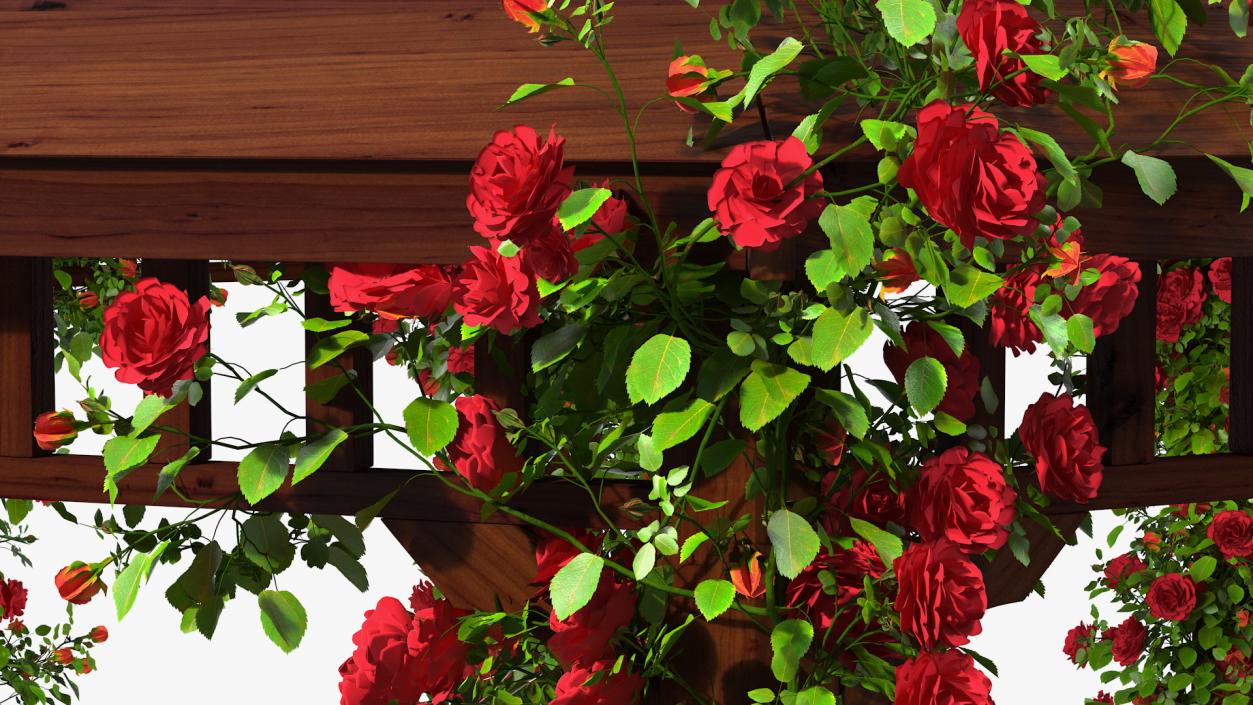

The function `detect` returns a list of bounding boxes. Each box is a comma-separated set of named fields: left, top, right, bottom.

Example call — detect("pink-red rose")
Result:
left=1103, top=552, right=1147, bottom=588
left=408, top=582, right=471, bottom=703
left=1209, top=510, right=1253, bottom=558
left=521, top=228, right=579, bottom=283
left=443, top=394, right=522, bottom=492
left=551, top=661, right=643, bottom=705
left=707, top=137, right=824, bottom=251
left=1156, top=266, right=1205, bottom=343
left=957, top=0, right=1049, bottom=107
left=1105, top=39, right=1158, bottom=90
left=547, top=575, right=635, bottom=668
left=884, top=321, right=982, bottom=423
left=1210, top=257, right=1233, bottom=304
left=329, top=264, right=456, bottom=320
left=33, top=411, right=77, bottom=451
left=1103, top=617, right=1146, bottom=666
left=894, top=540, right=987, bottom=650
left=338, top=597, right=423, bottom=705
left=1019, top=392, right=1105, bottom=503
left=894, top=651, right=994, bottom=705
left=897, top=101, right=1045, bottom=248
left=1064, top=253, right=1141, bottom=337
left=467, top=125, right=573, bottom=245
left=787, top=544, right=885, bottom=633
left=911, top=446, right=1017, bottom=553
left=1146, top=573, right=1197, bottom=621
left=454, top=246, right=542, bottom=334
left=100, top=277, right=211, bottom=397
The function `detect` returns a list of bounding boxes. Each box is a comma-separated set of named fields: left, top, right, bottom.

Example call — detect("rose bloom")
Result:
left=1146, top=573, right=1198, bottom=621
left=874, top=249, right=920, bottom=295
left=894, top=651, right=994, bottom=705
left=1103, top=617, right=1146, bottom=666
left=1093, top=691, right=1115, bottom=704
left=118, top=259, right=138, bottom=279
left=453, top=246, right=542, bottom=334
left=551, top=661, right=643, bottom=705
left=1238, top=609, right=1250, bottom=628
left=897, top=101, right=1045, bottom=248
left=1105, top=39, right=1158, bottom=89
left=467, top=125, right=573, bottom=244
left=884, top=320, right=982, bottom=422
left=1018, top=392, right=1105, bottom=503
left=1220, top=649, right=1253, bottom=682
left=788, top=544, right=886, bottom=632
left=1063, top=622, right=1095, bottom=664
left=408, top=582, right=471, bottom=703
left=573, top=180, right=631, bottom=253
left=55, top=564, right=104, bottom=605
left=100, top=277, right=211, bottom=397
left=521, top=227, right=579, bottom=283
left=1210, top=257, right=1233, bottom=304
left=821, top=468, right=907, bottom=534
left=989, top=267, right=1043, bottom=355
left=667, top=55, right=716, bottom=111
left=1156, top=266, right=1206, bottom=343
left=1103, top=552, right=1147, bottom=588
left=1142, top=531, right=1162, bottom=552
left=329, top=264, right=456, bottom=320
left=53, top=648, right=74, bottom=665
left=0, top=579, right=26, bottom=621
left=502, top=0, right=545, bottom=31
left=957, top=0, right=1049, bottom=107
left=1208, top=510, right=1253, bottom=558
left=911, top=447, right=1016, bottom=553
left=547, top=575, right=635, bottom=668
left=894, top=540, right=987, bottom=650
left=707, top=136, right=824, bottom=251
left=338, top=597, right=423, bottom=705
left=89, top=626, right=108, bottom=643
left=443, top=394, right=523, bottom=492
left=33, top=411, right=77, bottom=451
left=1064, top=253, right=1141, bottom=337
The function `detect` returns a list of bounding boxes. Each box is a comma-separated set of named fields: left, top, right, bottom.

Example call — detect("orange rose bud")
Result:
left=1105, top=39, right=1157, bottom=90
left=77, top=290, right=99, bottom=310
left=730, top=553, right=766, bottom=599
left=33, top=411, right=77, bottom=451
left=119, top=259, right=138, bottom=279
left=89, top=626, right=108, bottom=643
left=874, top=249, right=920, bottom=295
left=55, top=564, right=105, bottom=605
left=1237, top=610, right=1250, bottom=628
left=502, top=0, right=546, bottom=32
left=667, top=55, right=715, bottom=112
left=208, top=286, right=229, bottom=307
left=1142, top=531, right=1162, bottom=552
left=53, top=648, right=73, bottom=665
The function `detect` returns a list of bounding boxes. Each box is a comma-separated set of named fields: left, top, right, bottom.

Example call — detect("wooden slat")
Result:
left=1047, top=454, right=1253, bottom=513
left=1230, top=257, right=1253, bottom=454
left=983, top=513, right=1084, bottom=608
left=304, top=290, right=373, bottom=471
left=0, top=257, right=53, bottom=457
left=385, top=519, right=536, bottom=612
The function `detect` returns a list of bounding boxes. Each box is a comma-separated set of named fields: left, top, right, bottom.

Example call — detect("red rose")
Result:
left=989, top=268, right=1043, bottom=355
left=788, top=544, right=885, bottom=630
left=0, top=579, right=26, bottom=621
left=1210, top=257, right=1233, bottom=304
left=1220, top=649, right=1253, bottom=681
left=532, top=530, right=595, bottom=586
left=897, top=101, right=1045, bottom=248
left=1064, top=253, right=1141, bottom=338
left=100, top=278, right=211, bottom=397
left=894, top=651, right=994, bottom=705
left=884, top=321, right=981, bottom=422
left=408, top=582, right=471, bottom=702
left=707, top=137, right=824, bottom=251
left=1063, top=622, right=1094, bottom=664
left=33, top=411, right=77, bottom=451
left=547, top=576, right=635, bottom=668
left=1146, top=573, right=1197, bottom=621
left=573, top=180, right=632, bottom=253
left=53, top=648, right=74, bottom=665
left=1142, top=531, right=1162, bottom=552
left=521, top=227, right=579, bottom=283
left=815, top=420, right=847, bottom=466
left=467, top=125, right=573, bottom=245
left=957, top=0, right=1049, bottom=107
left=1156, top=266, right=1205, bottom=343
left=454, top=246, right=541, bottom=334
left=338, top=597, right=423, bottom=705
left=329, top=264, right=456, bottom=320
left=447, top=345, right=475, bottom=376
left=1093, top=691, right=1115, bottom=704
left=821, top=468, right=907, bottom=534
left=502, top=0, right=546, bottom=31
left=894, top=540, right=987, bottom=650
left=1103, top=552, right=1147, bottom=588
left=1018, top=392, right=1105, bottom=503
left=1208, top=510, right=1253, bottom=558
left=55, top=564, right=105, bottom=605
left=551, top=661, right=643, bottom=705
left=89, top=626, right=108, bottom=643
left=874, top=249, right=920, bottom=295
left=911, top=446, right=1017, bottom=553
left=1103, top=617, right=1146, bottom=666
left=444, top=394, right=522, bottom=492
left=1105, top=39, right=1158, bottom=90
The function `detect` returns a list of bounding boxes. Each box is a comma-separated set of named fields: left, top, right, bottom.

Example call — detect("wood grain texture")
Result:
left=0, top=257, right=53, bottom=457
left=1230, top=258, right=1253, bottom=454
left=385, top=519, right=536, bottom=612
left=304, top=290, right=374, bottom=471
left=1046, top=454, right=1253, bottom=512
left=983, top=513, right=1084, bottom=608
left=1088, top=259, right=1157, bottom=466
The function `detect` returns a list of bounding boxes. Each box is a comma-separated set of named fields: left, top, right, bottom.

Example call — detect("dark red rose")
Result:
left=1063, top=622, right=1094, bottom=664
left=408, top=582, right=471, bottom=703
left=788, top=544, right=885, bottom=628
left=443, top=394, right=522, bottom=492
left=1210, top=257, right=1233, bottom=304
left=447, top=345, right=475, bottom=376
left=989, top=267, right=1043, bottom=355
left=1103, top=617, right=1146, bottom=666
left=1147, top=573, right=1197, bottom=621
left=502, top=0, right=546, bottom=31
left=821, top=468, right=907, bottom=534
left=0, top=579, right=26, bottom=621
left=521, top=227, right=579, bottom=283
left=100, top=277, right=211, bottom=397
left=897, top=101, right=1045, bottom=248
left=894, top=651, right=994, bottom=705
left=894, top=540, right=987, bottom=650
left=1064, top=254, right=1141, bottom=338
left=1103, top=552, right=1147, bottom=588
left=1018, top=392, right=1105, bottom=503
left=55, top=564, right=104, bottom=606
left=329, top=264, right=456, bottom=320
left=1156, top=266, right=1205, bottom=343
left=957, top=0, right=1049, bottom=107
left=551, top=660, right=643, bottom=705
left=467, top=125, right=573, bottom=244
left=911, top=446, right=1016, bottom=553
left=1208, top=510, right=1253, bottom=559
left=547, top=576, right=635, bottom=668
left=338, top=597, right=423, bottom=705
left=707, top=136, right=824, bottom=251
left=89, top=626, right=108, bottom=643
left=453, top=246, right=541, bottom=334
left=884, top=320, right=981, bottom=422
left=33, top=411, right=77, bottom=451
left=1093, top=691, right=1115, bottom=704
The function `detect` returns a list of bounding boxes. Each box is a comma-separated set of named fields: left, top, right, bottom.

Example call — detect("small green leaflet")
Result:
left=850, top=517, right=904, bottom=566
left=739, top=361, right=811, bottom=432
left=796, top=687, right=837, bottom=705
left=403, top=398, right=459, bottom=455
left=1121, top=150, right=1177, bottom=205
left=103, top=435, right=161, bottom=478
left=114, top=540, right=169, bottom=620
left=504, top=77, right=575, bottom=106
left=804, top=250, right=844, bottom=291
left=814, top=388, right=870, bottom=438
left=1020, top=54, right=1067, bottom=81
left=558, top=188, right=613, bottom=231
left=234, top=369, right=278, bottom=404
left=770, top=619, right=814, bottom=682
left=532, top=323, right=588, bottom=372
left=767, top=509, right=819, bottom=579
left=129, top=394, right=174, bottom=435
left=292, top=429, right=349, bottom=485
left=633, top=544, right=656, bottom=581
left=875, top=0, right=937, bottom=46
left=1016, top=127, right=1078, bottom=186
left=944, top=265, right=1004, bottom=309
left=694, top=579, right=736, bottom=621
left=155, top=446, right=200, bottom=499
left=811, top=307, right=873, bottom=372
left=904, top=356, right=947, bottom=416
left=819, top=203, right=874, bottom=277
left=238, top=443, right=290, bottom=505
left=1149, top=0, right=1188, bottom=55
left=258, top=590, right=307, bottom=653
left=550, top=553, right=605, bottom=621
left=740, top=37, right=804, bottom=107
left=859, top=119, right=912, bottom=151
left=1067, top=314, right=1096, bottom=354
left=1206, top=153, right=1253, bottom=211
left=1189, top=555, right=1217, bottom=582
left=651, top=398, right=715, bottom=452
left=626, top=334, right=692, bottom=405
left=308, top=330, right=370, bottom=369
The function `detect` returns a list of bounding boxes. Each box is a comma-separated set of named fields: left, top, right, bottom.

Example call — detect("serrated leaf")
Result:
left=850, top=517, right=904, bottom=566
left=531, top=323, right=588, bottom=372
left=1020, top=54, right=1067, bottom=81
left=129, top=394, right=174, bottom=435
left=945, top=265, right=1004, bottom=309
left=770, top=619, right=813, bottom=682
left=103, top=435, right=161, bottom=477
left=1206, top=153, right=1253, bottom=211
left=551, top=553, right=605, bottom=621
left=234, top=369, right=278, bottom=404
left=626, top=334, right=692, bottom=405
left=558, top=188, right=613, bottom=231
left=258, top=590, right=307, bottom=653
left=875, top=0, right=937, bottom=46
left=1017, top=127, right=1078, bottom=185
left=860, top=119, right=912, bottom=151
left=819, top=204, right=874, bottom=277
left=633, top=544, right=656, bottom=581
left=814, top=389, right=870, bottom=438
left=292, top=429, right=349, bottom=485
left=741, top=37, right=804, bottom=107
left=811, top=307, right=873, bottom=372
left=114, top=541, right=168, bottom=620
left=154, top=447, right=200, bottom=499
left=1122, top=150, right=1177, bottom=205
left=1149, top=0, right=1188, bottom=55
left=767, top=509, right=819, bottom=579
left=804, top=250, right=844, bottom=291
left=403, top=398, right=459, bottom=455
left=308, top=331, right=370, bottom=369
left=740, top=361, right=811, bottom=432
left=1067, top=314, right=1096, bottom=353
left=904, top=356, right=947, bottom=416
left=651, top=399, right=715, bottom=452
left=237, top=443, right=290, bottom=505
left=504, top=77, right=575, bottom=105
left=694, top=579, right=736, bottom=621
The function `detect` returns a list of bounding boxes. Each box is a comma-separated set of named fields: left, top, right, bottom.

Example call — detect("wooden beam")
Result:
left=1088, top=259, right=1157, bottom=466
left=983, top=514, right=1084, bottom=608
left=0, top=257, right=53, bottom=457
left=1048, top=454, right=1253, bottom=513
left=384, top=519, right=536, bottom=612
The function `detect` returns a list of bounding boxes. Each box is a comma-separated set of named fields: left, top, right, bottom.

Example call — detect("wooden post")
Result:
left=1229, top=258, right=1253, bottom=454
left=304, top=290, right=373, bottom=472
left=1088, top=259, right=1157, bottom=466
left=0, top=257, right=54, bottom=458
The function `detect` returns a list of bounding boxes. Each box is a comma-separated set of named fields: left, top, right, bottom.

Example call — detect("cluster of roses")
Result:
left=0, top=573, right=108, bottom=680
left=1065, top=504, right=1253, bottom=703
left=1157, top=258, right=1231, bottom=345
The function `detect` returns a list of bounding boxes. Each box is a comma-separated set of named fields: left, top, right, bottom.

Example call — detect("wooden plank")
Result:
left=983, top=514, right=1084, bottom=608
left=304, top=290, right=373, bottom=471
left=1047, top=454, right=1253, bottom=513
left=1230, top=257, right=1253, bottom=453
left=385, top=519, right=535, bottom=612
left=0, top=257, right=53, bottom=457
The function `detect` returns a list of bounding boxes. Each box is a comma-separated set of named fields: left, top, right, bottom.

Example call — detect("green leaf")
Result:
left=860, top=119, right=913, bottom=151
left=815, top=389, right=870, bottom=438
left=904, top=357, right=947, bottom=416
left=504, top=76, right=575, bottom=105
left=626, top=334, right=692, bottom=405
left=308, top=330, right=370, bottom=369
left=1122, top=150, right=1177, bottom=205
left=258, top=590, right=307, bottom=653
left=2, top=500, right=32, bottom=525
left=633, top=544, right=657, bottom=581
left=1149, top=0, right=1188, bottom=55
left=819, top=204, right=874, bottom=277
left=1017, top=127, right=1078, bottom=185
left=1020, top=54, right=1067, bottom=81
left=103, top=434, right=161, bottom=477
left=875, top=0, right=937, bottom=46
left=1206, top=153, right=1253, bottom=211
left=301, top=317, right=352, bottom=333
left=651, top=399, right=715, bottom=452
left=852, top=518, right=905, bottom=569
left=804, top=250, right=844, bottom=291
left=811, top=307, right=873, bottom=372
left=234, top=369, right=278, bottom=404
left=1190, top=555, right=1217, bottom=582
left=767, top=509, right=820, bottom=579
left=154, top=447, right=200, bottom=500
left=945, top=265, right=1004, bottom=309
left=795, top=686, right=836, bottom=705
left=237, top=443, right=290, bottom=505
left=129, top=394, right=174, bottom=435
left=680, top=532, right=710, bottom=561
left=748, top=688, right=777, bottom=704
left=550, top=553, right=605, bottom=620
left=558, top=188, right=613, bottom=231
left=1067, top=314, right=1096, bottom=354
left=741, top=37, right=804, bottom=107
left=306, top=371, right=354, bottom=405
left=531, top=323, right=588, bottom=372
left=694, top=579, right=736, bottom=621
left=292, top=429, right=349, bottom=485
left=114, top=541, right=169, bottom=620
left=402, top=398, right=459, bottom=455
left=241, top=514, right=296, bottom=573
left=327, top=545, right=369, bottom=591
left=740, top=361, right=811, bottom=432
left=770, top=619, right=814, bottom=682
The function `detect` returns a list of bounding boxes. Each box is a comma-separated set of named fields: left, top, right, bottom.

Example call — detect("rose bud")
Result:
left=1104, top=38, right=1157, bottom=90
left=77, top=290, right=99, bottom=310
left=667, top=55, right=720, bottom=112
left=118, top=259, right=138, bottom=279
left=33, top=411, right=78, bottom=451
left=89, top=626, right=108, bottom=643
left=55, top=563, right=106, bottom=605
left=53, top=648, right=74, bottom=665
left=502, top=0, right=546, bottom=32
left=208, top=286, right=229, bottom=308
